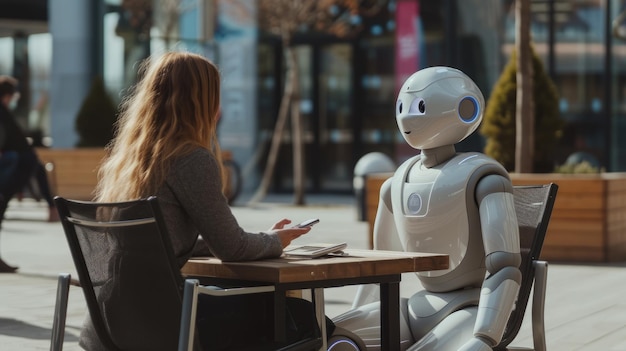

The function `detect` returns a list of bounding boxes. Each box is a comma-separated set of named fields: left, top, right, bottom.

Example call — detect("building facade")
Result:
left=0, top=0, right=625, bottom=194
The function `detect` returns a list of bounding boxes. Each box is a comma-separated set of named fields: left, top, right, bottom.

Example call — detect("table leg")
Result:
left=274, top=289, right=287, bottom=342
left=380, top=281, right=400, bottom=351
left=313, top=288, right=328, bottom=351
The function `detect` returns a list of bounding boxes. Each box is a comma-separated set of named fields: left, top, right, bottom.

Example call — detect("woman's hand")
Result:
left=269, top=218, right=292, bottom=231
left=269, top=219, right=312, bottom=248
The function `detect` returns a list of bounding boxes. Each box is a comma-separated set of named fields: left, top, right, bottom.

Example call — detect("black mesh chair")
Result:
left=51, top=196, right=189, bottom=351
left=495, top=183, right=558, bottom=351
left=50, top=196, right=322, bottom=351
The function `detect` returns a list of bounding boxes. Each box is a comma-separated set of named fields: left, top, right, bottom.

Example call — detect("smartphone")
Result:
left=294, top=218, right=320, bottom=228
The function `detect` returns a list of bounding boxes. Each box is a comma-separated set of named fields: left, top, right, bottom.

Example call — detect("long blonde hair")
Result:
left=95, top=52, right=223, bottom=202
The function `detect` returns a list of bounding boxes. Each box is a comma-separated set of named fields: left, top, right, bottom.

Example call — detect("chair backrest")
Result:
left=496, top=183, right=558, bottom=349
left=54, top=196, right=184, bottom=351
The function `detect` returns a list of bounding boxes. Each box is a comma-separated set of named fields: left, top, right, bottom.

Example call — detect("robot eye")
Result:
left=408, top=98, right=426, bottom=115
left=458, top=96, right=479, bottom=122
left=396, top=99, right=403, bottom=114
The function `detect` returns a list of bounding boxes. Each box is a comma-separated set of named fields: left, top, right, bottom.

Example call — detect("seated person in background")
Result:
left=0, top=151, right=18, bottom=185
left=91, top=51, right=332, bottom=351
left=0, top=76, right=40, bottom=272
left=21, top=160, right=59, bottom=222
left=0, top=76, right=59, bottom=222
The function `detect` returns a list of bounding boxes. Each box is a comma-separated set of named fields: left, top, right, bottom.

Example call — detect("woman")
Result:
left=92, top=52, right=321, bottom=350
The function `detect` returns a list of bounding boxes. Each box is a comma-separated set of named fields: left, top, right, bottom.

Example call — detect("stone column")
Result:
left=48, top=0, right=93, bottom=148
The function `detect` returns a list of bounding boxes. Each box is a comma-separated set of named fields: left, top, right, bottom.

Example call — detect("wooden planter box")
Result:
left=510, top=173, right=626, bottom=262
left=35, top=148, right=235, bottom=202
left=365, top=172, right=626, bottom=262
left=36, top=147, right=105, bottom=200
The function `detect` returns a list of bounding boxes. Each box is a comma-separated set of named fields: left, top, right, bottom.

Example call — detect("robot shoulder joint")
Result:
left=475, top=174, right=513, bottom=204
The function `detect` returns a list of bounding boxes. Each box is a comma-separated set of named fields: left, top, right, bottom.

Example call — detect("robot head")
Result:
left=395, top=66, right=484, bottom=150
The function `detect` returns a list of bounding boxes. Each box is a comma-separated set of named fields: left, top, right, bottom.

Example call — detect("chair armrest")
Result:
left=532, top=260, right=548, bottom=351
left=197, top=284, right=274, bottom=297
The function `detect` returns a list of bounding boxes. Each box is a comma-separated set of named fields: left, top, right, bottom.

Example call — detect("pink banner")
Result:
left=395, top=0, right=421, bottom=161
left=395, top=0, right=420, bottom=95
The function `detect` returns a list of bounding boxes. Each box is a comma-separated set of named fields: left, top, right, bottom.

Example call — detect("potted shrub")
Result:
left=480, top=48, right=563, bottom=172
left=75, top=76, right=118, bottom=147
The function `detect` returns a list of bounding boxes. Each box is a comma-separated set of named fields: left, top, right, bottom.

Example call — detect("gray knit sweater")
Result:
left=78, top=147, right=283, bottom=351
left=158, top=147, right=283, bottom=265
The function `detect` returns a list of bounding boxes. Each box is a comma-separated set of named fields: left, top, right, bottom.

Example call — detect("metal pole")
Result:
left=445, top=0, right=458, bottom=66
left=548, top=0, right=556, bottom=80
left=604, top=0, right=613, bottom=170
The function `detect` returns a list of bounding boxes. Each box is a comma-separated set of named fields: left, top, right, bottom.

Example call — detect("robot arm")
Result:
left=352, top=178, right=402, bottom=308
left=460, top=174, right=522, bottom=351
left=373, top=178, right=403, bottom=251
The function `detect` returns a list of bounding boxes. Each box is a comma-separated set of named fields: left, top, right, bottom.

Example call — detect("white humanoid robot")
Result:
left=328, top=67, right=521, bottom=351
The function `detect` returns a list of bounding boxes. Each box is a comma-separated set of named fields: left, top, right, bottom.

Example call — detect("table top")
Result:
left=182, top=249, right=449, bottom=284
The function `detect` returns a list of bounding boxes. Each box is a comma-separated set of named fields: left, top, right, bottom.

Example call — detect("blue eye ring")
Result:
left=458, top=96, right=479, bottom=123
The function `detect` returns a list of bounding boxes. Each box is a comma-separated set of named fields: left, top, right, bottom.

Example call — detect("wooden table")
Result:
left=182, top=249, right=449, bottom=351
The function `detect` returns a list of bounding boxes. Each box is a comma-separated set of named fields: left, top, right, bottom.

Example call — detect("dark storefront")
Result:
left=1, top=0, right=626, bottom=195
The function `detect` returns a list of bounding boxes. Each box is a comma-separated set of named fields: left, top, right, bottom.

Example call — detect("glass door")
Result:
left=316, top=43, right=354, bottom=191
left=258, top=41, right=356, bottom=193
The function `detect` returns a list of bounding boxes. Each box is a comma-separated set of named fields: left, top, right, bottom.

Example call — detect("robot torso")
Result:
left=389, top=152, right=508, bottom=291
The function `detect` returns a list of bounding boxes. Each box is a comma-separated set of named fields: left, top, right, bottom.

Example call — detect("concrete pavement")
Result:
left=1, top=195, right=626, bottom=350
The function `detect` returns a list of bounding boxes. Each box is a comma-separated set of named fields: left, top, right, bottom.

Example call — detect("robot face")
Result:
left=395, top=67, right=484, bottom=150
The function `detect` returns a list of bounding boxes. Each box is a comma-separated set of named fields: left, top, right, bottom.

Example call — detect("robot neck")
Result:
left=421, top=145, right=456, bottom=168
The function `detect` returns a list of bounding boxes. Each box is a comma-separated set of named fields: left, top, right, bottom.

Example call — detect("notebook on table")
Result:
left=284, top=242, right=348, bottom=258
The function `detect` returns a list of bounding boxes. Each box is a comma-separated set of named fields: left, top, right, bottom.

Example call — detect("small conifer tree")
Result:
left=480, top=49, right=563, bottom=172
left=75, top=76, right=118, bottom=147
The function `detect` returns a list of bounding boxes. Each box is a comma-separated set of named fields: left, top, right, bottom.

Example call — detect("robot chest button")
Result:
left=407, top=193, right=422, bottom=214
